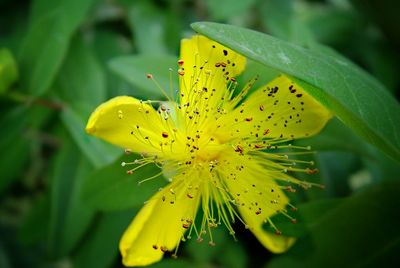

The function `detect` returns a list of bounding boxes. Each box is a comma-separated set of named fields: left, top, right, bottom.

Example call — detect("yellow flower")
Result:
left=86, top=35, right=331, bottom=266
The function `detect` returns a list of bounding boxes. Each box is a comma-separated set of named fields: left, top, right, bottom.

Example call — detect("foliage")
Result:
left=0, top=0, right=399, bottom=267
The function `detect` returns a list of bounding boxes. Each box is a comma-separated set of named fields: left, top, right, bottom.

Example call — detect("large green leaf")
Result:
left=81, top=155, right=167, bottom=211
left=55, top=35, right=107, bottom=114
left=0, top=48, right=18, bottom=93
left=108, top=55, right=178, bottom=99
left=191, top=22, right=400, bottom=162
left=18, top=0, right=95, bottom=96
left=266, top=182, right=400, bottom=268
left=48, top=135, right=95, bottom=258
left=72, top=210, right=135, bottom=268
left=61, top=107, right=121, bottom=168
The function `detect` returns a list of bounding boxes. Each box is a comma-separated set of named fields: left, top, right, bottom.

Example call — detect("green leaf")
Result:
left=73, top=210, right=135, bottom=268
left=191, top=22, right=400, bottom=162
left=204, top=0, right=257, bottom=20
left=267, top=182, right=400, bottom=268
left=55, top=35, right=107, bottom=114
left=48, top=135, right=95, bottom=258
left=125, top=1, right=168, bottom=55
left=19, top=194, right=50, bottom=245
left=108, top=55, right=178, bottom=99
left=61, top=107, right=121, bottom=168
left=0, top=106, right=29, bottom=194
left=0, top=48, right=18, bottom=93
left=18, top=0, right=95, bottom=96
left=81, top=155, right=166, bottom=211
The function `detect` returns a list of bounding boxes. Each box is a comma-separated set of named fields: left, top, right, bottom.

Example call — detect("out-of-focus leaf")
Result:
left=109, top=55, right=178, bottom=99
left=265, top=199, right=342, bottom=238
left=73, top=210, right=135, bottom=268
left=191, top=22, right=400, bottom=162
left=55, top=35, right=106, bottom=114
left=260, top=0, right=294, bottom=40
left=205, top=0, right=257, bottom=20
left=318, top=152, right=358, bottom=197
left=267, top=182, right=400, bottom=268
left=91, top=30, right=134, bottom=97
left=81, top=155, right=166, bottom=211
left=0, top=48, right=18, bottom=93
left=216, top=239, right=247, bottom=268
left=48, top=135, right=95, bottom=258
left=296, top=118, right=375, bottom=159
left=18, top=0, right=95, bottom=96
left=61, top=107, right=121, bottom=168
left=0, top=106, right=29, bottom=194
left=149, top=259, right=194, bottom=268
left=126, top=1, right=168, bottom=55
left=0, top=244, right=11, bottom=268
left=19, top=194, right=50, bottom=245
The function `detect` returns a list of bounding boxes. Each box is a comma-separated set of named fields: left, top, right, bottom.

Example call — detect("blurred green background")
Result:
left=1, top=0, right=399, bottom=267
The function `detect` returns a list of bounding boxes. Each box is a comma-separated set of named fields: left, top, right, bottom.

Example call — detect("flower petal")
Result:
left=216, top=75, right=332, bottom=142
left=179, top=35, right=246, bottom=111
left=86, top=96, right=172, bottom=155
left=120, top=179, right=200, bottom=266
left=220, top=154, right=295, bottom=253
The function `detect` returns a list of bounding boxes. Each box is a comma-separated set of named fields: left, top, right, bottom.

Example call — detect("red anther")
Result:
left=178, top=69, right=185, bottom=76
left=291, top=219, right=297, bottom=224
left=290, top=207, right=298, bottom=212
left=259, top=104, right=265, bottom=111
left=255, top=210, right=261, bottom=215
left=245, top=117, right=253, bottom=122
left=160, top=246, right=167, bottom=252
left=182, top=223, right=190, bottom=229
left=146, top=73, right=153, bottom=79
left=254, top=144, right=263, bottom=149
left=152, top=245, right=158, bottom=250
left=275, top=230, right=282, bottom=235
left=187, top=193, right=193, bottom=199
left=160, top=105, right=167, bottom=111
left=215, top=63, right=221, bottom=67
left=208, top=241, right=216, bottom=247
left=124, top=148, right=132, bottom=154
left=230, top=77, right=236, bottom=82
left=220, top=62, right=227, bottom=67
left=126, top=170, right=134, bottom=175
left=234, top=145, right=244, bottom=155
left=307, top=168, right=319, bottom=174
left=178, top=59, right=184, bottom=66
left=162, top=131, right=169, bottom=138
left=263, top=129, right=270, bottom=135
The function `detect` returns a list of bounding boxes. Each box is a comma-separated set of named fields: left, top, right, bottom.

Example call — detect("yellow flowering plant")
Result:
left=86, top=35, right=331, bottom=266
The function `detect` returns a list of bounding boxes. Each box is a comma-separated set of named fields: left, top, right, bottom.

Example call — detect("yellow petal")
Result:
left=216, top=75, right=332, bottom=142
left=221, top=153, right=295, bottom=253
left=179, top=35, right=246, bottom=111
left=86, top=96, right=171, bottom=155
left=120, top=179, right=200, bottom=266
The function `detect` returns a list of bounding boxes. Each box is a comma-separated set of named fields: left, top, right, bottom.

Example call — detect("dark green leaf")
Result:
left=191, top=22, right=400, bottom=162
left=61, top=107, right=121, bottom=168
left=48, top=135, right=95, bottom=258
left=73, top=210, right=135, bottom=268
left=109, top=55, right=178, bottom=99
left=0, top=48, right=18, bottom=93
left=205, top=0, right=257, bottom=20
left=0, top=106, right=29, bottom=194
left=126, top=1, right=168, bottom=55
left=18, top=0, right=95, bottom=96
left=55, top=35, right=106, bottom=114
left=267, top=182, right=400, bottom=268
left=81, top=155, right=166, bottom=211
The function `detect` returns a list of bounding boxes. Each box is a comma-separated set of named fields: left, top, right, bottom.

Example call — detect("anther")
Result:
left=178, top=59, right=184, bottom=66
left=146, top=73, right=153, bottom=79
left=162, top=131, right=169, bottom=138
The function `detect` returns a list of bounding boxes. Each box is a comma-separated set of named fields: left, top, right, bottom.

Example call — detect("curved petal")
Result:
left=220, top=153, right=295, bottom=253
left=86, top=96, right=173, bottom=155
left=179, top=35, right=246, bottom=112
left=216, top=75, right=332, bottom=142
left=120, top=179, right=200, bottom=266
